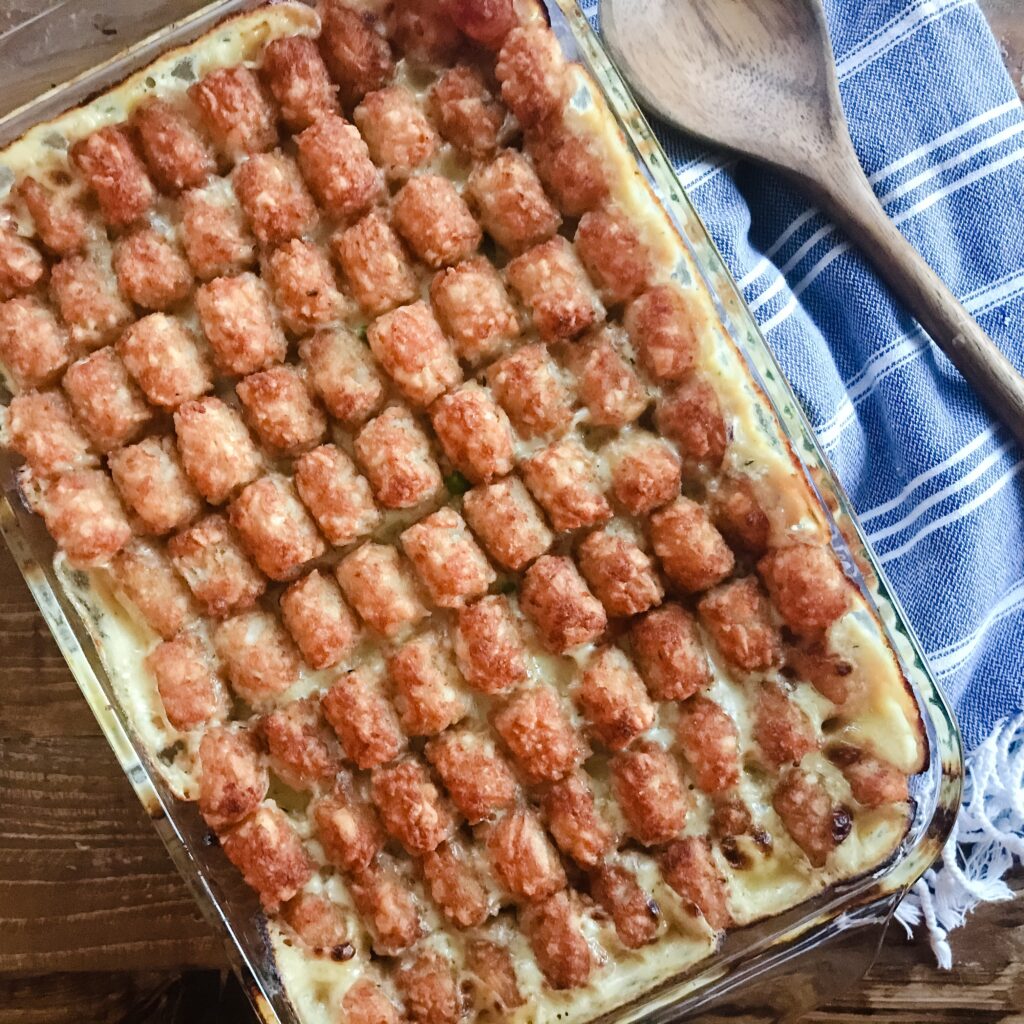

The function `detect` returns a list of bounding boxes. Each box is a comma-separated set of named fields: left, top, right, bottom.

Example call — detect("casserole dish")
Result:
left=0, top=1, right=962, bottom=1021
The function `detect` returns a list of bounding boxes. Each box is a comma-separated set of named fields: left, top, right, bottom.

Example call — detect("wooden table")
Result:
left=2, top=3, right=1024, bottom=1021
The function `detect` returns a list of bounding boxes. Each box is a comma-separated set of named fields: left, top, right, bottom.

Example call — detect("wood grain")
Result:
left=1, top=0, right=1022, bottom=1020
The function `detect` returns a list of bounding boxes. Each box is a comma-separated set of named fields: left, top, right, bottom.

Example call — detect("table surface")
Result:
left=2, top=2, right=1024, bottom=1022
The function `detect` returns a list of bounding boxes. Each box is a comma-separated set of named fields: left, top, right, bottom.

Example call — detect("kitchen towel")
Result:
left=578, top=0, right=1024, bottom=967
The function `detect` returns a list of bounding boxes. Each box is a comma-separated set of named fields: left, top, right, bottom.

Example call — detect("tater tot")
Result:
left=754, top=682, right=818, bottom=769
left=629, top=602, right=710, bottom=702
left=229, top=474, right=325, bottom=581
left=388, top=631, right=468, bottom=737
left=577, top=528, right=663, bottom=618
left=468, top=150, right=561, bottom=256
left=711, top=475, right=771, bottom=557
left=656, top=377, right=728, bottom=473
left=354, top=86, right=438, bottom=179
left=110, top=538, right=193, bottom=640
left=236, top=365, right=327, bottom=456
left=108, top=434, right=203, bottom=535
left=591, top=863, right=660, bottom=949
left=430, top=257, right=519, bottom=364
left=261, top=35, right=340, bottom=132
left=6, top=391, right=94, bottom=478
left=758, top=545, right=851, bottom=637
left=372, top=757, right=454, bottom=855
left=38, top=469, right=131, bottom=567
left=430, top=383, right=514, bottom=484
left=574, top=208, right=652, bottom=306
left=0, top=226, right=45, bottom=301
left=70, top=126, right=155, bottom=227
left=421, top=839, right=490, bottom=929
left=520, top=555, right=607, bottom=653
left=295, top=444, right=380, bottom=546
left=443, top=0, right=514, bottom=48
left=649, top=497, right=734, bottom=594
left=577, top=645, right=655, bottom=751
left=336, top=543, right=429, bottom=638
left=697, top=576, right=781, bottom=672
left=397, top=947, right=462, bottom=1024
left=168, top=514, right=266, bottom=617
left=189, top=66, right=278, bottom=160
left=827, top=744, right=909, bottom=808
left=493, top=684, right=584, bottom=784
left=220, top=803, right=313, bottom=911
left=453, top=595, right=528, bottom=693
left=62, top=347, right=152, bottom=452
left=429, top=66, right=505, bottom=159
left=299, top=327, right=386, bottom=426
left=368, top=301, right=462, bottom=408
left=296, top=114, right=383, bottom=221
left=710, top=797, right=754, bottom=840
left=401, top=507, right=496, bottom=609
left=487, top=343, right=574, bottom=439
left=281, top=892, right=350, bottom=955
left=132, top=98, right=215, bottom=193
left=463, top=476, right=553, bottom=571
left=214, top=610, right=301, bottom=705
left=540, top=771, right=614, bottom=868
left=425, top=728, right=518, bottom=823
left=118, top=313, right=213, bottom=410
left=233, top=151, right=318, bottom=246
left=261, top=696, right=343, bottom=789
left=17, top=177, right=88, bottom=257
left=197, top=725, right=268, bottom=829
left=0, top=297, right=68, bottom=390
left=196, top=272, right=287, bottom=376
left=388, top=0, right=461, bottom=65
left=348, top=858, right=421, bottom=955
left=49, top=254, right=133, bottom=349
left=180, top=184, right=257, bottom=280
left=520, top=892, right=593, bottom=990
left=466, top=940, right=524, bottom=1008
left=521, top=438, right=611, bottom=533
left=318, top=1, right=394, bottom=106
left=147, top=633, right=228, bottom=731
left=610, top=741, right=689, bottom=845
left=280, top=570, right=359, bottom=670
left=486, top=808, right=566, bottom=902
left=562, top=325, right=648, bottom=428
left=658, top=836, right=731, bottom=930
left=506, top=236, right=603, bottom=343
left=393, top=175, right=481, bottom=269
left=332, top=210, right=419, bottom=317
left=313, top=780, right=385, bottom=872
left=342, top=979, right=403, bottom=1024
left=173, top=396, right=262, bottom=505
left=607, top=431, right=682, bottom=516
left=676, top=696, right=740, bottom=794
left=495, top=23, right=568, bottom=129
left=525, top=127, right=608, bottom=218
left=325, top=663, right=409, bottom=770
left=625, top=284, right=707, bottom=383
left=354, top=405, right=442, bottom=509
left=265, top=239, right=350, bottom=334
left=784, top=641, right=861, bottom=706
left=772, top=768, right=845, bottom=868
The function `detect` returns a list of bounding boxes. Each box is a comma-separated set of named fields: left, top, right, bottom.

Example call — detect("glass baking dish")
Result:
left=0, top=1, right=963, bottom=1021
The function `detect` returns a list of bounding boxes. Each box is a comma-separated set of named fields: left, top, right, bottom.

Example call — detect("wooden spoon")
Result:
left=600, top=0, right=1024, bottom=446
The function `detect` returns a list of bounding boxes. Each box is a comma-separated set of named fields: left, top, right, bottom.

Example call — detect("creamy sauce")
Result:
left=3, top=4, right=925, bottom=1024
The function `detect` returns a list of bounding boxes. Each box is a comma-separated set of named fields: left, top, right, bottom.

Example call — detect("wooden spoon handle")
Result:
left=804, top=147, right=1024, bottom=448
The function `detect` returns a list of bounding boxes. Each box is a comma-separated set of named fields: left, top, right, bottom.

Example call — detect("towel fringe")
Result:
left=894, top=713, right=1024, bottom=967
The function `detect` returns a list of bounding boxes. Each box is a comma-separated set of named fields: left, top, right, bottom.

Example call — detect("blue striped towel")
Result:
left=578, top=0, right=1024, bottom=964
